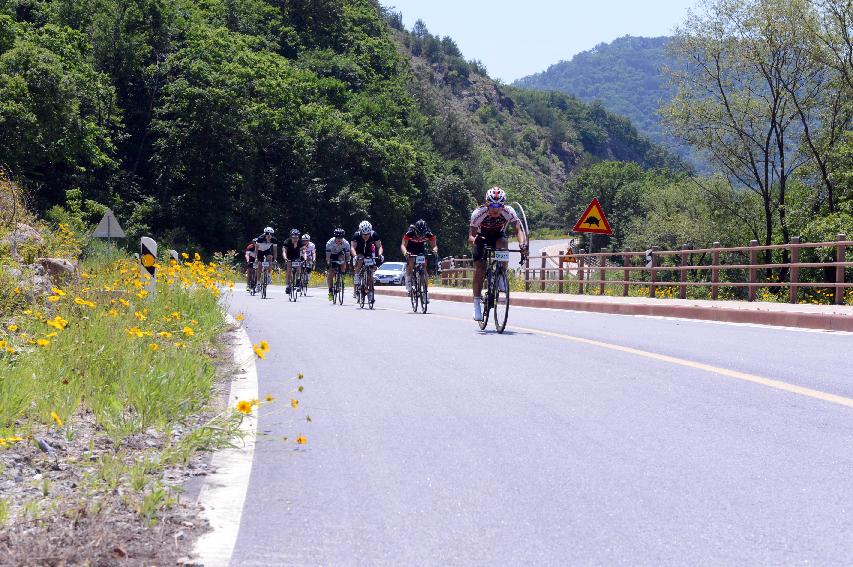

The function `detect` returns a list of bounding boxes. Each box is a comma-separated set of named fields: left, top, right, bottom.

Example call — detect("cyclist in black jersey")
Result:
left=401, top=219, right=439, bottom=294
left=283, top=228, right=305, bottom=294
left=350, top=220, right=383, bottom=297
left=253, top=227, right=279, bottom=289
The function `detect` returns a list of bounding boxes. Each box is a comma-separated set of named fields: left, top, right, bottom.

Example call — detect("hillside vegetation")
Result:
left=0, top=0, right=680, bottom=255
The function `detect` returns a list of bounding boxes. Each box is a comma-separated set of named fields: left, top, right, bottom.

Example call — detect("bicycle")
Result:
left=256, top=259, right=273, bottom=299
left=477, top=247, right=524, bottom=333
left=355, top=256, right=377, bottom=310
left=329, top=260, right=346, bottom=305
left=407, top=253, right=430, bottom=314
left=301, top=260, right=313, bottom=296
left=247, top=264, right=257, bottom=296
left=289, top=260, right=302, bottom=302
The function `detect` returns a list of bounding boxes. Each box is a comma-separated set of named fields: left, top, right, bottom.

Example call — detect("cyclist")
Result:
left=469, top=187, right=528, bottom=321
left=401, top=219, right=438, bottom=295
left=244, top=240, right=257, bottom=291
left=351, top=221, right=383, bottom=298
left=325, top=228, right=351, bottom=301
left=253, top=227, right=279, bottom=290
left=283, top=228, right=305, bottom=294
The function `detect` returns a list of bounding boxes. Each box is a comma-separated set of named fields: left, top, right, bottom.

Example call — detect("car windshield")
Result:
left=380, top=263, right=404, bottom=271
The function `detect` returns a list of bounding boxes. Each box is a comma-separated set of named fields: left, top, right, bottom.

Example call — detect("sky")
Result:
left=381, top=0, right=699, bottom=83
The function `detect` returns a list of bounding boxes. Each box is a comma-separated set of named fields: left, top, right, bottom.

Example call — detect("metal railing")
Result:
left=438, top=234, right=853, bottom=305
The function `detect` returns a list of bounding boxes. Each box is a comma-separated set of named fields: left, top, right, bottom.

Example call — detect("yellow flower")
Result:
left=50, top=411, right=63, bottom=427
left=48, top=295, right=61, bottom=302
left=36, top=338, right=50, bottom=347
left=74, top=298, right=96, bottom=308
left=7, top=324, right=17, bottom=332
left=182, top=326, right=194, bottom=337
left=194, top=253, right=201, bottom=262
left=0, top=439, right=5, bottom=446
left=236, top=400, right=253, bottom=415
left=136, top=290, right=149, bottom=299
left=118, top=298, right=130, bottom=307
left=253, top=345, right=266, bottom=359
left=295, top=435, right=307, bottom=445
left=126, top=327, right=145, bottom=338
left=0, top=340, right=7, bottom=349
left=171, top=311, right=181, bottom=320
left=81, top=272, right=91, bottom=279
left=181, top=252, right=189, bottom=259
left=45, top=332, right=58, bottom=338
left=134, top=310, right=147, bottom=321
left=157, top=331, right=173, bottom=338
left=290, top=399, right=299, bottom=409
left=259, top=340, right=269, bottom=352
left=174, top=341, right=185, bottom=348
left=5, top=346, right=15, bottom=354
left=235, top=313, right=244, bottom=322
left=7, top=436, right=24, bottom=443
left=46, top=316, right=68, bottom=330
left=251, top=399, right=260, bottom=407
left=23, top=309, right=32, bottom=315
left=107, top=309, right=119, bottom=317
left=264, top=394, right=274, bottom=402
left=149, top=343, right=159, bottom=352
left=13, top=287, right=20, bottom=294
left=51, top=287, right=66, bottom=297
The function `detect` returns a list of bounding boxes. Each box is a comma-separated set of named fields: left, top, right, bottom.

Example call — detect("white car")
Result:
left=373, top=262, right=406, bottom=285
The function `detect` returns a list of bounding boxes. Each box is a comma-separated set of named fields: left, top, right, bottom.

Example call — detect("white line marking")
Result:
left=193, top=314, right=258, bottom=567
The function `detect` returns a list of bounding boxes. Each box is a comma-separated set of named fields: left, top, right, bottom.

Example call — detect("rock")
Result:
left=37, top=258, right=77, bottom=282
left=4, top=223, right=44, bottom=259
left=35, top=438, right=55, bottom=455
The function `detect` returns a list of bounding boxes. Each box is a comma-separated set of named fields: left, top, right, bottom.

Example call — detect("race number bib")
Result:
left=494, top=251, right=510, bottom=262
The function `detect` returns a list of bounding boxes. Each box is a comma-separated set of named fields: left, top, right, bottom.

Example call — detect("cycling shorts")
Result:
left=472, top=231, right=506, bottom=262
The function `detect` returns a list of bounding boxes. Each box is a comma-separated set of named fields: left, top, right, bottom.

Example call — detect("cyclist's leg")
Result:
left=472, top=236, right=487, bottom=297
left=353, top=256, right=364, bottom=295
left=405, top=254, right=414, bottom=291
left=496, top=235, right=509, bottom=291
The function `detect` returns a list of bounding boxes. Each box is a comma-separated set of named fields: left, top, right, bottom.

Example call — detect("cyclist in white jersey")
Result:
left=325, top=228, right=351, bottom=301
left=469, top=187, right=528, bottom=321
left=301, top=234, right=316, bottom=283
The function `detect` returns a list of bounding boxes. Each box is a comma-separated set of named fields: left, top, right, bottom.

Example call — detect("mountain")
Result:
left=388, top=17, right=686, bottom=225
left=514, top=36, right=705, bottom=170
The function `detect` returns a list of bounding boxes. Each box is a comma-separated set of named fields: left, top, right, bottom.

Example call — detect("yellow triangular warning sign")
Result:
left=572, top=198, right=613, bottom=235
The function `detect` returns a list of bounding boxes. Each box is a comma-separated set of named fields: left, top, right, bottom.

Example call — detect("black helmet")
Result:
left=414, top=219, right=428, bottom=236
left=290, top=228, right=300, bottom=238
left=333, top=228, right=346, bottom=238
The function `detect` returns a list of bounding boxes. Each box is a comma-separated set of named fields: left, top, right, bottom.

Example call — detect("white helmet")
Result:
left=301, top=234, right=310, bottom=241
left=486, top=187, right=507, bottom=205
left=358, top=221, right=373, bottom=234
left=263, top=227, right=274, bottom=234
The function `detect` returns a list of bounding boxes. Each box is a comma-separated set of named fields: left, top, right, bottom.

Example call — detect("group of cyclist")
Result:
left=243, top=186, right=528, bottom=321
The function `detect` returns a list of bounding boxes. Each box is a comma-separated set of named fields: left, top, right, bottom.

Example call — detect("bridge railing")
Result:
left=438, top=234, right=853, bottom=305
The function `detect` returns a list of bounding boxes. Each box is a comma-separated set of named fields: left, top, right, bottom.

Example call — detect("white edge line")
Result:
left=192, top=313, right=258, bottom=567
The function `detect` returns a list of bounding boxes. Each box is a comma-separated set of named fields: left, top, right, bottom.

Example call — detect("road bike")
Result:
left=407, top=253, right=430, bottom=314
left=289, top=260, right=302, bottom=302
left=301, top=260, right=313, bottom=296
left=247, top=263, right=257, bottom=295
left=355, top=256, right=376, bottom=310
left=255, top=259, right=273, bottom=299
left=329, top=259, right=346, bottom=305
left=477, top=247, right=516, bottom=333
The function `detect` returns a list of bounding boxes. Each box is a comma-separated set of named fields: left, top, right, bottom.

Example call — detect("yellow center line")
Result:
left=385, top=305, right=853, bottom=410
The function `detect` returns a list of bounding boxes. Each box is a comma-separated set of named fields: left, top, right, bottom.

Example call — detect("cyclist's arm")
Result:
left=375, top=240, right=383, bottom=257
left=430, top=235, right=438, bottom=255
left=400, top=236, right=408, bottom=257
left=513, top=221, right=528, bottom=249
left=468, top=226, right=479, bottom=244
left=350, top=241, right=358, bottom=258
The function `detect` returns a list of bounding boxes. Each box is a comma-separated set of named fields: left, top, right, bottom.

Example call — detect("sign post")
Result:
left=91, top=209, right=126, bottom=244
left=571, top=197, right=613, bottom=254
left=140, top=237, right=157, bottom=298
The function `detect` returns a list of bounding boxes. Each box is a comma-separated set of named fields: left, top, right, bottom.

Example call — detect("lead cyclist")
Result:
left=468, top=187, right=528, bottom=321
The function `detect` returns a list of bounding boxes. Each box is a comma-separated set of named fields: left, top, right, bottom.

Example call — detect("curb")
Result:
left=373, top=288, right=853, bottom=332
left=193, top=314, right=258, bottom=567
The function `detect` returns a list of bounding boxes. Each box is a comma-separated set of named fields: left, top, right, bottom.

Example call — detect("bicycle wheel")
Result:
left=419, top=270, right=428, bottom=314
left=261, top=271, right=268, bottom=299
left=336, top=272, right=345, bottom=305
left=290, top=270, right=298, bottom=302
left=493, top=268, right=510, bottom=333
left=368, top=277, right=375, bottom=310
left=409, top=271, right=419, bottom=312
left=357, top=273, right=365, bottom=309
left=249, top=271, right=257, bottom=296
left=302, top=270, right=310, bottom=295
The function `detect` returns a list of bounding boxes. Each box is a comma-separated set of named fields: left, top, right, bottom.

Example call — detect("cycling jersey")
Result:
left=326, top=238, right=350, bottom=256
left=403, top=226, right=436, bottom=254
left=470, top=205, right=519, bottom=233
left=283, top=239, right=304, bottom=261
left=254, top=235, right=279, bottom=257
left=351, top=230, right=381, bottom=257
left=302, top=242, right=316, bottom=262
left=245, top=242, right=256, bottom=260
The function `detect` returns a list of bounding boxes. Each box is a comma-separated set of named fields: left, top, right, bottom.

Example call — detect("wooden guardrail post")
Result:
left=540, top=251, right=546, bottom=291
left=648, top=246, right=660, bottom=298
left=711, top=242, right=721, bottom=300
left=578, top=249, right=585, bottom=295
left=789, top=236, right=800, bottom=304
left=748, top=240, right=759, bottom=301
left=837, top=233, right=847, bottom=305
left=623, top=253, right=630, bottom=296
left=679, top=243, right=691, bottom=299
left=558, top=251, right=565, bottom=294
left=599, top=247, right=608, bottom=295
left=524, top=253, right=530, bottom=292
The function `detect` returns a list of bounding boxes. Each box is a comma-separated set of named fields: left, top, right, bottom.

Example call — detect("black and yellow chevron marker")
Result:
left=140, top=237, right=158, bottom=295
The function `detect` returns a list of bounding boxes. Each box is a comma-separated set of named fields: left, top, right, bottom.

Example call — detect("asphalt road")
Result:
left=227, top=285, right=853, bottom=566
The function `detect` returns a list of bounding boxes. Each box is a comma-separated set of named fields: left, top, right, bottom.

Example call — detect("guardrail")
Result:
left=438, top=234, right=853, bottom=305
